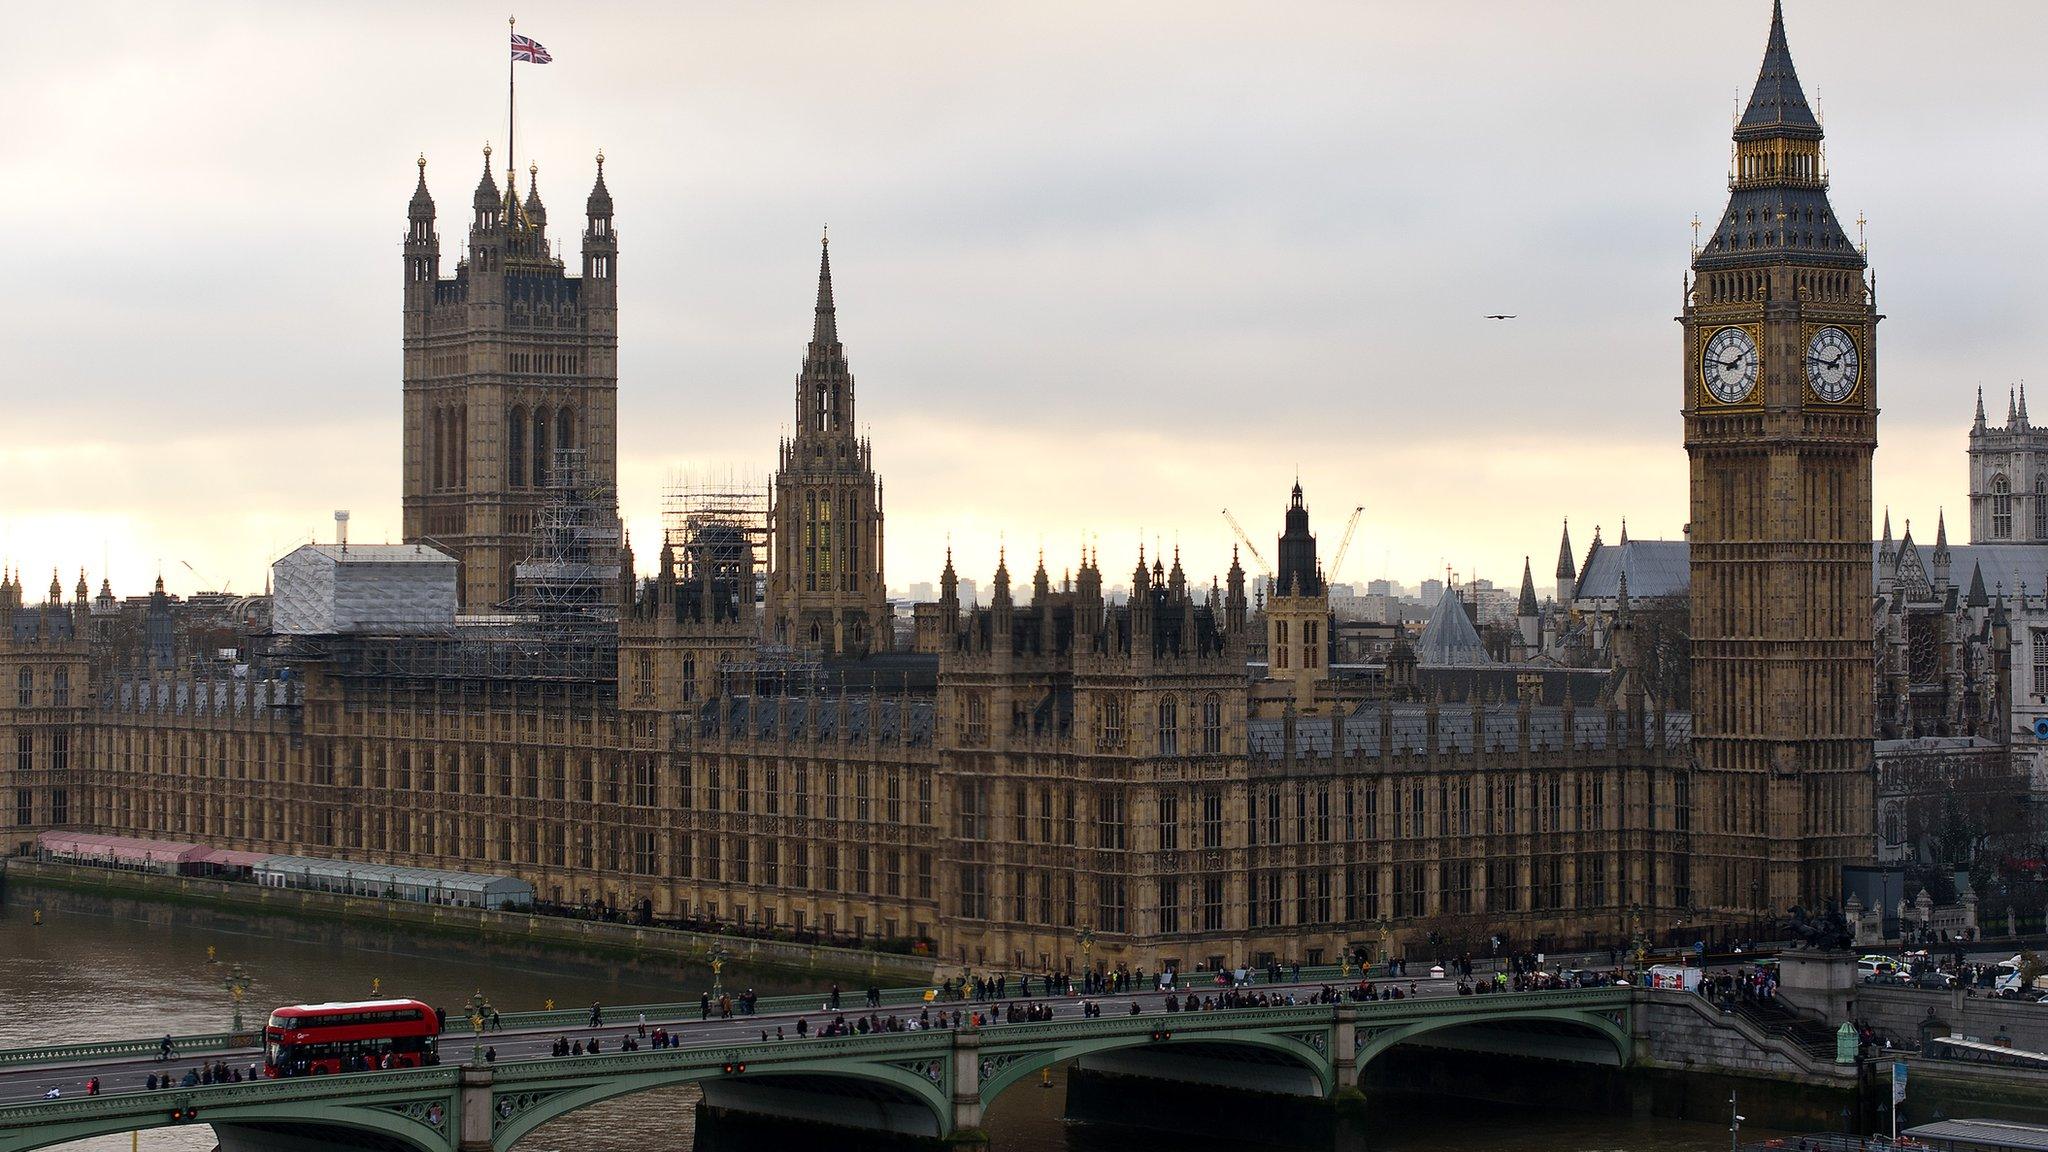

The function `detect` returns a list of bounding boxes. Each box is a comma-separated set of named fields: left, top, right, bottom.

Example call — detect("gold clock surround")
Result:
left=1695, top=321, right=1765, bottom=407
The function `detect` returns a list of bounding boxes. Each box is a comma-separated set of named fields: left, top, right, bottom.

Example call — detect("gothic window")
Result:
left=2036, top=474, right=2047, bottom=539
left=532, top=405, right=551, bottom=486
left=1096, top=694, right=1125, bottom=751
left=16, top=668, right=30, bottom=707
left=1201, top=789, right=1223, bottom=849
left=1201, top=695, right=1222, bottom=754
left=1159, top=793, right=1179, bottom=851
left=507, top=408, right=527, bottom=487
left=1994, top=474, right=2013, bottom=539
left=1157, top=697, right=1178, bottom=755
left=556, top=408, right=573, bottom=454
left=2033, top=629, right=2048, bottom=697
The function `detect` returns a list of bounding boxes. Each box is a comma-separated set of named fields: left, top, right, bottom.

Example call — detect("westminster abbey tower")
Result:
left=1684, top=0, right=1877, bottom=917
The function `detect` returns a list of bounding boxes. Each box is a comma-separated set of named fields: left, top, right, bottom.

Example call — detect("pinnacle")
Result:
left=812, top=231, right=839, bottom=347
left=1737, top=0, right=1820, bottom=138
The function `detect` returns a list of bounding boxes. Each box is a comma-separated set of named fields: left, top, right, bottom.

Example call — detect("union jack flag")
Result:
left=511, top=33, right=552, bottom=63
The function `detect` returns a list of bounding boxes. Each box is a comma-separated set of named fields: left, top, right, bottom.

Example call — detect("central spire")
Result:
left=1737, top=0, right=1820, bottom=139
left=813, top=228, right=838, bottom=348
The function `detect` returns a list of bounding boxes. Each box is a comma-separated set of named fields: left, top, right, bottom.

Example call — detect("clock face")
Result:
left=1702, top=326, right=1760, bottom=404
left=1805, top=326, right=1860, bottom=402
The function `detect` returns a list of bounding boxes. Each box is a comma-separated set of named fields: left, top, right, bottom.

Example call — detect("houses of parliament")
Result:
left=0, top=4, right=1881, bottom=973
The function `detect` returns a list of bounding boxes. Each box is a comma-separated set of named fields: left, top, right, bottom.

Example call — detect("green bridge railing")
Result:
left=0, top=960, right=1416, bottom=1070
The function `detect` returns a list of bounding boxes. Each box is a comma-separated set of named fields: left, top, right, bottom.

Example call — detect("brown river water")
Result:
left=0, top=890, right=1746, bottom=1151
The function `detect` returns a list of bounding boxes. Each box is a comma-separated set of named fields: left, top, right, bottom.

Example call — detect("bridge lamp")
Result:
left=170, top=1107, right=201, bottom=1123
left=721, top=1061, right=746, bottom=1075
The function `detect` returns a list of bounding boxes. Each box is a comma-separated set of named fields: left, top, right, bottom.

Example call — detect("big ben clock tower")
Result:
left=1685, top=0, right=1875, bottom=921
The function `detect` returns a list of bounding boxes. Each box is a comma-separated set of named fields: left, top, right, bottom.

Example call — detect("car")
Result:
left=1915, top=972, right=1956, bottom=990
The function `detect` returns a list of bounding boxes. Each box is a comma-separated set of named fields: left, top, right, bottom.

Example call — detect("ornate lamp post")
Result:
left=221, top=963, right=254, bottom=1034
left=709, top=946, right=731, bottom=999
left=1377, top=917, right=1392, bottom=974
left=469, top=1011, right=485, bottom=1066
left=1078, top=926, right=1096, bottom=984
left=1630, top=902, right=1646, bottom=969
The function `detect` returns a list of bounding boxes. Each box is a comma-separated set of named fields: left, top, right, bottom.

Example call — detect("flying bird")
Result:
left=1483, top=314, right=1518, bottom=320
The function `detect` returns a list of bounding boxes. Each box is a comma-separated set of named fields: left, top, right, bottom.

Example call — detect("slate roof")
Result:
left=1571, top=540, right=2048, bottom=602
left=1246, top=702, right=1691, bottom=760
left=1573, top=541, right=1690, bottom=601
left=703, top=694, right=936, bottom=747
left=1414, top=589, right=1491, bottom=666
left=1736, top=1, right=1820, bottom=137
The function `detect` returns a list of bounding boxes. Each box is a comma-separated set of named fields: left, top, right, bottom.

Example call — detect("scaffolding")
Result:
left=514, top=448, right=623, bottom=624
left=663, top=466, right=768, bottom=591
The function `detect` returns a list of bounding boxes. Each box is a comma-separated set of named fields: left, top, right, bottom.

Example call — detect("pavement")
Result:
left=0, top=972, right=1473, bottom=1106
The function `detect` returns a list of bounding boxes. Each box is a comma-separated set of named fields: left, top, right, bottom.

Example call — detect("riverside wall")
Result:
left=1, top=859, right=936, bottom=988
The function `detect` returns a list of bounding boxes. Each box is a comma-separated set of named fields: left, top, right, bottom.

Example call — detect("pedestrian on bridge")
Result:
left=701, top=993, right=711, bottom=1021
left=638, top=1011, right=647, bottom=1036
left=589, top=1002, right=604, bottom=1028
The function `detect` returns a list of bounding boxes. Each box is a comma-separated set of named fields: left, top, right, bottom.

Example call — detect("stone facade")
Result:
left=0, top=5, right=1884, bottom=973
left=401, top=150, right=620, bottom=610
left=1683, top=2, right=1877, bottom=917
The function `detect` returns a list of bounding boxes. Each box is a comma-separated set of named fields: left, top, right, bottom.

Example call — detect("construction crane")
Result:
left=179, top=559, right=230, bottom=595
left=1220, top=509, right=1273, bottom=576
left=1327, top=506, right=1365, bottom=583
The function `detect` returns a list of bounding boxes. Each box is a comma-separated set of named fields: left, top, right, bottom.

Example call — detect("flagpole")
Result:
left=507, top=14, right=517, bottom=183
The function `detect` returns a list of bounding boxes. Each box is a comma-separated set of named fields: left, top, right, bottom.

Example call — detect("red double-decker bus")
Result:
left=264, top=999, right=441, bottom=1076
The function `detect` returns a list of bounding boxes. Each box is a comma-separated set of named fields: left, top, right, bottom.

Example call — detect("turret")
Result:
left=1554, top=519, right=1576, bottom=604
left=1516, top=556, right=1540, bottom=652
left=582, top=151, right=617, bottom=304
left=73, top=570, right=90, bottom=632
left=990, top=549, right=1014, bottom=654
left=404, top=154, right=440, bottom=308
left=1225, top=545, right=1247, bottom=634
left=1932, top=510, right=1952, bottom=591
left=939, top=547, right=960, bottom=635
left=1275, top=482, right=1321, bottom=597
left=1879, top=508, right=1895, bottom=594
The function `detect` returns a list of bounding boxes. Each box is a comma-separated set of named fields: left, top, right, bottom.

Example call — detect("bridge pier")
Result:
left=946, top=1028, right=988, bottom=1148
left=1332, top=1004, right=1358, bottom=1091
left=457, top=1065, right=494, bottom=1152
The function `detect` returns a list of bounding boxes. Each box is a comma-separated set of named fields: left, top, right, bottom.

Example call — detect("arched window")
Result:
left=2034, top=474, right=2045, bottom=539
left=1202, top=695, right=1223, bottom=754
left=532, top=406, right=551, bottom=487
left=1157, top=697, right=1178, bottom=756
left=507, top=408, right=526, bottom=487
left=1994, top=474, right=2013, bottom=539
left=556, top=408, right=573, bottom=454
left=16, top=668, right=31, bottom=707
left=430, top=408, right=444, bottom=491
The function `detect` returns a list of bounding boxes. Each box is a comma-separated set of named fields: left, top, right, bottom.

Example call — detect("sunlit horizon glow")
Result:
left=3, top=2, right=2042, bottom=602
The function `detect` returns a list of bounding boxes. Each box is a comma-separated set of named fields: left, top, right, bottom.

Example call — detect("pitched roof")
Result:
left=1737, top=1, right=1821, bottom=138
left=1571, top=540, right=1689, bottom=601
left=1415, top=589, right=1491, bottom=666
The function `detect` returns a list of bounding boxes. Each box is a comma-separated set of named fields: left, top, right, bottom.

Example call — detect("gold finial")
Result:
left=1689, top=213, right=1702, bottom=256
left=822, top=223, right=829, bottom=247
left=595, top=148, right=605, bottom=170
left=529, top=161, right=538, bottom=177
left=417, top=153, right=427, bottom=171
left=1855, top=211, right=1868, bottom=254
left=509, top=13, right=516, bottom=28
left=483, top=142, right=493, bottom=161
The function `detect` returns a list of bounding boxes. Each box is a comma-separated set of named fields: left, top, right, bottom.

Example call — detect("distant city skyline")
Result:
left=5, top=1, right=2044, bottom=599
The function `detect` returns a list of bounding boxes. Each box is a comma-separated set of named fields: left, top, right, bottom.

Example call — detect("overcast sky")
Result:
left=4, top=1, right=2046, bottom=600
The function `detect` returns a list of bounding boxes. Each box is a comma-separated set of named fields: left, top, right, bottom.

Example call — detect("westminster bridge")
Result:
left=0, top=983, right=1854, bottom=1150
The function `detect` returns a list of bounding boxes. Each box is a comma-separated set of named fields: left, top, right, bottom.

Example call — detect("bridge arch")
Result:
left=978, top=1027, right=1335, bottom=1106
left=491, top=1059, right=951, bottom=1150
left=1355, top=1005, right=1630, bottom=1072
left=0, top=1098, right=452, bottom=1152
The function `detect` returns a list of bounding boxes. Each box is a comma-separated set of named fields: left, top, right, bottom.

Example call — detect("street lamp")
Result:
left=1728, top=1089, right=1746, bottom=1152
left=1630, top=903, right=1646, bottom=968
left=709, top=946, right=731, bottom=999
left=1377, top=917, right=1391, bottom=974
left=221, top=963, right=254, bottom=1034
left=1078, top=926, right=1096, bottom=985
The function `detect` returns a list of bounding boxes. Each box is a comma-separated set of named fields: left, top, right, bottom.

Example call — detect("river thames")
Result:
left=0, top=892, right=1744, bottom=1151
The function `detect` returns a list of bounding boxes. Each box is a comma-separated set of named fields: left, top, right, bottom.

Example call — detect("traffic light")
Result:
left=170, top=1107, right=201, bottom=1123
